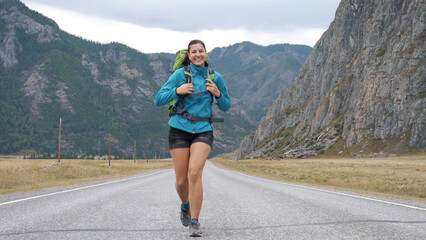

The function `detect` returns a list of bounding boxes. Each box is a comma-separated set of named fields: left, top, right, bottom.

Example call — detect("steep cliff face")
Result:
left=238, top=0, right=425, bottom=159
left=209, top=42, right=312, bottom=121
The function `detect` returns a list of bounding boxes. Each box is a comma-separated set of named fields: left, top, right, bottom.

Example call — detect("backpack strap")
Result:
left=183, top=65, right=192, bottom=84
left=168, top=62, right=192, bottom=116
left=207, top=68, right=215, bottom=80
left=173, top=65, right=192, bottom=109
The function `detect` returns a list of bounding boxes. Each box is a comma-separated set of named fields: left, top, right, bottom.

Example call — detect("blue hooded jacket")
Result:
left=154, top=62, right=231, bottom=134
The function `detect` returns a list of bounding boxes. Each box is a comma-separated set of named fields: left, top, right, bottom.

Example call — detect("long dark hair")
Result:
left=182, top=39, right=207, bottom=66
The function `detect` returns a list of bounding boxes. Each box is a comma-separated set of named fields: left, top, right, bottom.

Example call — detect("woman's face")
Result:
left=188, top=43, right=207, bottom=67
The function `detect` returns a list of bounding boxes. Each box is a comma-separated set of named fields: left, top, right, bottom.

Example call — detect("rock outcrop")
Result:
left=209, top=42, right=312, bottom=121
left=0, top=5, right=59, bottom=67
left=238, top=0, right=425, bottom=159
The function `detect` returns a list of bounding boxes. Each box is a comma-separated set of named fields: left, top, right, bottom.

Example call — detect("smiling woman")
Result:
left=187, top=44, right=207, bottom=67
left=154, top=39, right=231, bottom=237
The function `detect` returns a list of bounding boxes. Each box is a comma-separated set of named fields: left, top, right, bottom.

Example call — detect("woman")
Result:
left=154, top=39, right=231, bottom=237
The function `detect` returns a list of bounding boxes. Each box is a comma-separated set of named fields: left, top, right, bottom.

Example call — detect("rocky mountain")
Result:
left=208, top=42, right=312, bottom=121
left=237, top=0, right=425, bottom=159
left=0, top=0, right=311, bottom=157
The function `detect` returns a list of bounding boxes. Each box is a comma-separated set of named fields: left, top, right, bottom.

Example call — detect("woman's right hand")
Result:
left=176, top=83, right=194, bottom=95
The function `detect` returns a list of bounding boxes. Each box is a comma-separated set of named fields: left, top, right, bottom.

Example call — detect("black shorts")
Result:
left=168, top=127, right=214, bottom=150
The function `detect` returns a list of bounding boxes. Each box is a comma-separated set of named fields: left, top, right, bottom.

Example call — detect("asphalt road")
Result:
left=1, top=161, right=425, bottom=239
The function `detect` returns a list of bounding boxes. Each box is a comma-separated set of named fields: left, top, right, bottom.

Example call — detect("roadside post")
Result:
left=58, top=118, right=61, bottom=164
left=109, top=134, right=111, bottom=167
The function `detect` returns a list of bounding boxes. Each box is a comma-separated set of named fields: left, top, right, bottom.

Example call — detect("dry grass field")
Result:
left=211, top=155, right=426, bottom=201
left=0, top=158, right=173, bottom=195
left=2, top=155, right=425, bottom=202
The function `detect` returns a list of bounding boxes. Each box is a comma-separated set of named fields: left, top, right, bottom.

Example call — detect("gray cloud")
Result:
left=23, top=0, right=341, bottom=32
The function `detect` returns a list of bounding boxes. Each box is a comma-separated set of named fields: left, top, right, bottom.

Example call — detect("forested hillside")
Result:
left=0, top=0, right=173, bottom=156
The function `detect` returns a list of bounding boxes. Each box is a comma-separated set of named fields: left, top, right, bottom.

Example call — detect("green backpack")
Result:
left=168, top=49, right=223, bottom=123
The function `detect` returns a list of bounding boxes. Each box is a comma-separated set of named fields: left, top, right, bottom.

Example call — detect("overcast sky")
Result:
left=21, top=0, right=341, bottom=53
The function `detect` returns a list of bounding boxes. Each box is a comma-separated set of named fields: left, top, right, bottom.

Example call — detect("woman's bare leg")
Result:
left=170, top=148, right=190, bottom=204
left=187, top=142, right=211, bottom=219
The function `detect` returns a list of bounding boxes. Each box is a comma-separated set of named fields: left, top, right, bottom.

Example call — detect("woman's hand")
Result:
left=176, top=83, right=194, bottom=95
left=206, top=79, right=221, bottom=98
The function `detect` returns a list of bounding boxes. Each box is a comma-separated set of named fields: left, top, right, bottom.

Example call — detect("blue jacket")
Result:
left=154, top=63, right=231, bottom=134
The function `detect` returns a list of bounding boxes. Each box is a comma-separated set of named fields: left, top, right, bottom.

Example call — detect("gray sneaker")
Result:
left=180, top=207, right=190, bottom=227
left=189, top=219, right=202, bottom=237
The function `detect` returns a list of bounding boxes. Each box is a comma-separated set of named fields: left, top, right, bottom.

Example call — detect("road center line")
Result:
left=0, top=169, right=171, bottom=207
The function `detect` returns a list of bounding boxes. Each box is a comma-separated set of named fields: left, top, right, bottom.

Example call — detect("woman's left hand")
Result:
left=206, top=78, right=221, bottom=98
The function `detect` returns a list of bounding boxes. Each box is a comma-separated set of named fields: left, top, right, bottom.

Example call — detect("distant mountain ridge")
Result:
left=0, top=0, right=311, bottom=156
left=237, top=0, right=425, bottom=159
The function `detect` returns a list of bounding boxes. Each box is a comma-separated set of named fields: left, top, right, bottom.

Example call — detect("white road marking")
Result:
left=208, top=161, right=426, bottom=211
left=0, top=169, right=171, bottom=206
